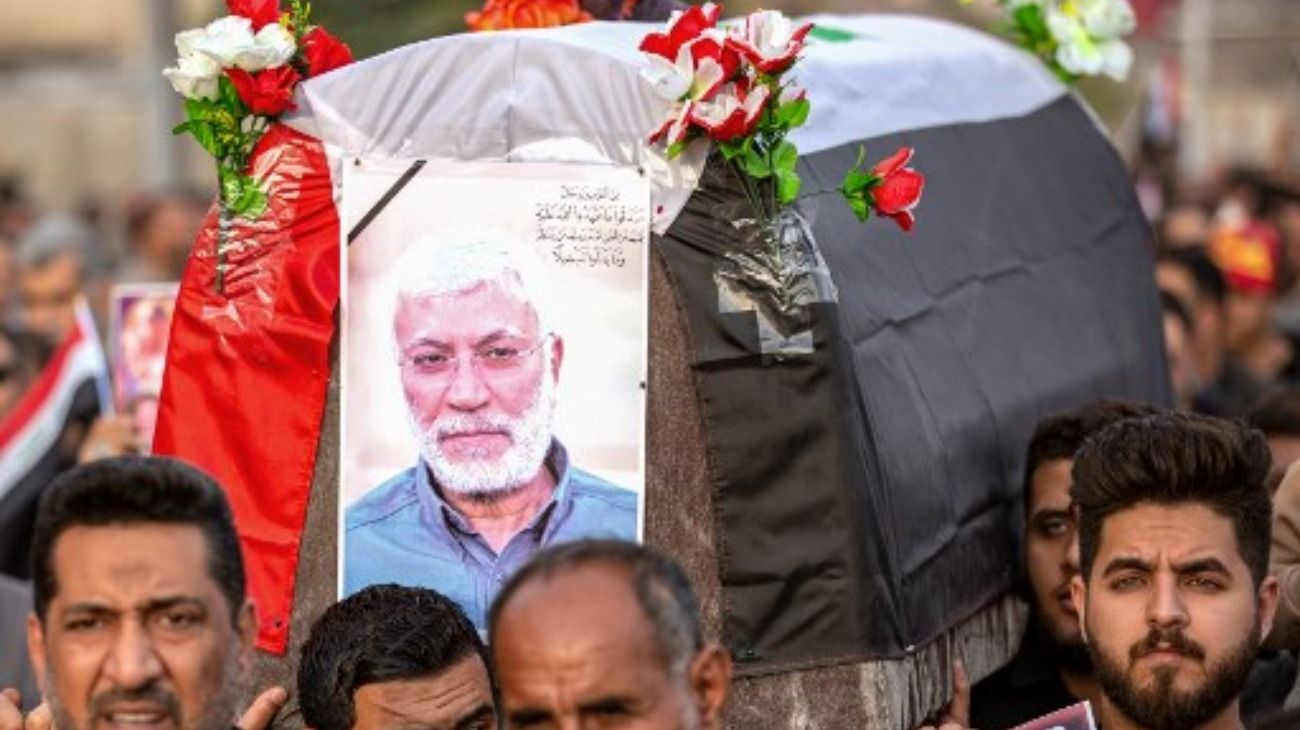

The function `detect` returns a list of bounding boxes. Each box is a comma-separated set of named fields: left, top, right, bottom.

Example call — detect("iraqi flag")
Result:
left=0, top=299, right=109, bottom=578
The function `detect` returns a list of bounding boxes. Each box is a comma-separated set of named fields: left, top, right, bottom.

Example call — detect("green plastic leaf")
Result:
left=772, top=140, right=798, bottom=175
left=1014, top=4, right=1049, bottom=43
left=776, top=98, right=811, bottom=129
left=171, top=121, right=192, bottom=137
left=741, top=147, right=772, bottom=179
left=666, top=140, right=686, bottom=160
left=775, top=169, right=801, bottom=204
left=842, top=169, right=875, bottom=196
left=847, top=195, right=870, bottom=223
left=221, top=172, right=269, bottom=219
left=719, top=139, right=744, bottom=161
left=188, top=122, right=223, bottom=158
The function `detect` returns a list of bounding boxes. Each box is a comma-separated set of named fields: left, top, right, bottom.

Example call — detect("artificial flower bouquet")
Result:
left=994, top=0, right=1136, bottom=83
left=164, top=0, right=351, bottom=292
left=641, top=3, right=924, bottom=230
left=639, top=4, right=925, bottom=348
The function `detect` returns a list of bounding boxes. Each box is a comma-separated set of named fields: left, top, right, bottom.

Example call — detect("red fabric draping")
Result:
left=154, top=123, right=339, bottom=653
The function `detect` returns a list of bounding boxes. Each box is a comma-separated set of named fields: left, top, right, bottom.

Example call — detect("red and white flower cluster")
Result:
left=641, top=3, right=812, bottom=149
left=164, top=0, right=351, bottom=116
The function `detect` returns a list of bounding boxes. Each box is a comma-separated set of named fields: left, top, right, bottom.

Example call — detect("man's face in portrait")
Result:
left=1024, top=458, right=1085, bottom=656
left=395, top=276, right=563, bottom=497
left=1070, top=502, right=1279, bottom=729
left=27, top=523, right=255, bottom=730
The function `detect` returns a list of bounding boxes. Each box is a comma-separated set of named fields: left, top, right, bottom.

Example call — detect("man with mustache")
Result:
left=1068, top=412, right=1280, bottom=730
left=970, top=400, right=1154, bottom=728
left=344, top=230, right=637, bottom=629
left=489, top=540, right=731, bottom=730
left=1, top=457, right=287, bottom=730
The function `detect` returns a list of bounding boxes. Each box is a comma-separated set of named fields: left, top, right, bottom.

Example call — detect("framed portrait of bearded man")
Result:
left=340, top=159, right=648, bottom=630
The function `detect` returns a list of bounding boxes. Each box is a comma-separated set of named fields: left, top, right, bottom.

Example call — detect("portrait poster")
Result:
left=1011, top=702, right=1097, bottom=730
left=108, top=283, right=177, bottom=453
left=339, top=159, right=649, bottom=628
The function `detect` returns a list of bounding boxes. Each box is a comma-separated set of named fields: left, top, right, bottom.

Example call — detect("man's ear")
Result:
left=26, top=612, right=47, bottom=694
left=1258, top=575, right=1281, bottom=641
left=237, top=600, right=258, bottom=663
left=1068, top=575, right=1089, bottom=644
left=689, top=643, right=732, bottom=729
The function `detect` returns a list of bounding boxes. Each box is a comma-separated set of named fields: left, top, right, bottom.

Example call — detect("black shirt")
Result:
left=969, top=623, right=1080, bottom=730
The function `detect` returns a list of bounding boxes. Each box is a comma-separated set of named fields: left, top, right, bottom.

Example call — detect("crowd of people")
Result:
left=2, top=108, right=1300, bottom=730
left=4, top=401, right=1300, bottom=730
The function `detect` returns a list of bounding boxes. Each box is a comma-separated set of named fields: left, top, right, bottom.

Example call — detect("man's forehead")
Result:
left=357, top=656, right=493, bottom=716
left=49, top=523, right=224, bottom=605
left=1095, top=502, right=1244, bottom=569
left=1029, top=458, right=1073, bottom=513
left=497, top=563, right=653, bottom=650
left=396, top=281, right=540, bottom=339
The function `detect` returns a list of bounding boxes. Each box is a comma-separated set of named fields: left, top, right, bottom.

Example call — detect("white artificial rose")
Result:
left=163, top=53, right=221, bottom=100
left=174, top=28, right=207, bottom=58
left=1098, top=38, right=1133, bottom=80
left=192, top=16, right=256, bottom=67
left=642, top=49, right=692, bottom=102
left=1080, top=0, right=1136, bottom=40
left=1046, top=6, right=1097, bottom=75
left=1055, top=37, right=1104, bottom=77
left=249, top=23, right=296, bottom=68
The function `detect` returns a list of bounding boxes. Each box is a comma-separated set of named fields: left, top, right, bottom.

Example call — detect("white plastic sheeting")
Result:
left=287, top=14, right=1065, bottom=233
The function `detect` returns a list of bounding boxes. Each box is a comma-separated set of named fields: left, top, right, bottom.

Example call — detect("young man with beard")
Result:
left=488, top=540, right=732, bottom=730
left=344, top=230, right=636, bottom=630
left=1068, top=412, right=1280, bottom=730
left=297, top=584, right=496, bottom=730
left=0, top=457, right=287, bottom=730
left=969, top=400, right=1156, bottom=729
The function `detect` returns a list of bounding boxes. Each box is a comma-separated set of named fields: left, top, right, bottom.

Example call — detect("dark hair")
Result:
left=298, top=584, right=490, bottom=730
left=1072, top=412, right=1273, bottom=586
left=30, top=456, right=245, bottom=623
left=489, top=540, right=702, bottom=675
left=1248, top=388, right=1300, bottom=437
left=1022, top=399, right=1159, bottom=514
left=1159, top=247, right=1227, bottom=305
left=1252, top=706, right=1300, bottom=730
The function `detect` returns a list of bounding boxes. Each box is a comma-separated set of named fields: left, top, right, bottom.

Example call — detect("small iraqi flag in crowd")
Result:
left=0, top=298, right=109, bottom=578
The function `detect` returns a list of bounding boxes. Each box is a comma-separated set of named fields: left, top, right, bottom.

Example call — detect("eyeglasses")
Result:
left=398, top=335, right=550, bottom=383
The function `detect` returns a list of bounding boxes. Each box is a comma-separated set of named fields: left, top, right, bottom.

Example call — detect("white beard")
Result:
left=410, top=368, right=557, bottom=499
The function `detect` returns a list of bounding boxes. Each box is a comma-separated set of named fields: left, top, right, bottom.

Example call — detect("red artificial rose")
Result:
left=466, top=0, right=593, bottom=31
left=725, top=12, right=813, bottom=76
left=301, top=27, right=353, bottom=77
left=228, top=66, right=301, bottom=116
left=226, top=0, right=282, bottom=31
left=688, top=82, right=768, bottom=142
left=689, top=35, right=740, bottom=88
left=869, top=146, right=924, bottom=232
left=639, top=2, right=721, bottom=60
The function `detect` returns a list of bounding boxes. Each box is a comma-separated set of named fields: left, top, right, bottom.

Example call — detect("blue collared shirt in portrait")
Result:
left=344, top=440, right=638, bottom=630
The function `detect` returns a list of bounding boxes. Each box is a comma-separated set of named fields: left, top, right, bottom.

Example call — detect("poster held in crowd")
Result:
left=1011, top=702, right=1097, bottom=730
left=339, top=159, right=649, bottom=629
left=109, top=283, right=177, bottom=453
